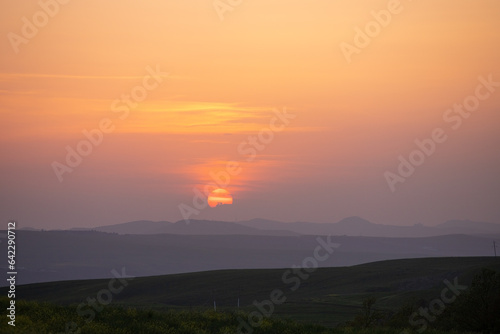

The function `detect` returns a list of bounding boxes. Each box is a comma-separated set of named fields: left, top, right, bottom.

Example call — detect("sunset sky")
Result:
left=1, top=0, right=499, bottom=229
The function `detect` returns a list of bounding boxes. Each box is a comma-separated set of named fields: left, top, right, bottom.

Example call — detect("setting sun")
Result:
left=207, top=188, right=233, bottom=208
left=2, top=1, right=500, bottom=332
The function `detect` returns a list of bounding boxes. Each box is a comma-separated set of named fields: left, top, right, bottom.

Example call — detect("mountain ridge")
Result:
left=62, top=216, right=500, bottom=237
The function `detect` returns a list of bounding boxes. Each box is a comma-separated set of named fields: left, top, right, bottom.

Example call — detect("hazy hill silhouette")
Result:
left=8, top=257, right=500, bottom=327
left=2, top=230, right=497, bottom=286
left=66, top=216, right=500, bottom=237
left=236, top=217, right=500, bottom=237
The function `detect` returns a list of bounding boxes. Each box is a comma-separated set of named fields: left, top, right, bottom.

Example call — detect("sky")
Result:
left=1, top=0, right=499, bottom=229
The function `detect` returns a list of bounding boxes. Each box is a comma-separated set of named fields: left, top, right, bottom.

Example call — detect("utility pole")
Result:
left=494, top=241, right=497, bottom=257
left=212, top=290, right=216, bottom=312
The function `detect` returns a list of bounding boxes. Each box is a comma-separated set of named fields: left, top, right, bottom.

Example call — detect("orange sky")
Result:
left=1, top=0, right=499, bottom=228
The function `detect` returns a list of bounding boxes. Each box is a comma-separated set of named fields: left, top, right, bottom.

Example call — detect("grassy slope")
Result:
left=7, top=257, right=500, bottom=327
left=0, top=298, right=482, bottom=334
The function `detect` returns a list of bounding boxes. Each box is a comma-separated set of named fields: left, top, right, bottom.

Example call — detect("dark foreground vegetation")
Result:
left=347, top=268, right=500, bottom=334
left=2, top=258, right=499, bottom=334
left=0, top=297, right=489, bottom=334
left=2, top=268, right=499, bottom=334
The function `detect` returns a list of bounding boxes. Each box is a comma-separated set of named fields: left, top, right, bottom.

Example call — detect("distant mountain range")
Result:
left=74, top=219, right=298, bottom=236
left=3, top=228, right=498, bottom=286
left=63, top=216, right=500, bottom=237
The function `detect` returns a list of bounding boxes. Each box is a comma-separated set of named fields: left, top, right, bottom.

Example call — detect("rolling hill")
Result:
left=77, top=219, right=297, bottom=236
left=2, top=230, right=498, bottom=286
left=9, top=257, right=500, bottom=327
left=64, top=217, right=500, bottom=238
left=236, top=217, right=500, bottom=237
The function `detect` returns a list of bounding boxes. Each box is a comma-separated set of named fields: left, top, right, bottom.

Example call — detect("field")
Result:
left=3, top=257, right=499, bottom=333
left=0, top=298, right=486, bottom=334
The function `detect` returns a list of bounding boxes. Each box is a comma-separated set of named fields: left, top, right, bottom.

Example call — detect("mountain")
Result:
left=233, top=217, right=393, bottom=236
left=9, top=257, right=500, bottom=327
left=236, top=216, right=500, bottom=237
left=80, top=220, right=172, bottom=234
left=163, top=219, right=297, bottom=236
left=19, top=226, right=40, bottom=231
left=436, top=219, right=500, bottom=235
left=2, top=230, right=497, bottom=286
left=70, top=217, right=500, bottom=237
left=73, top=219, right=297, bottom=236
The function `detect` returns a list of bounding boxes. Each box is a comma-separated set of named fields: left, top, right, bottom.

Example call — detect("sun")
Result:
left=207, top=188, right=233, bottom=208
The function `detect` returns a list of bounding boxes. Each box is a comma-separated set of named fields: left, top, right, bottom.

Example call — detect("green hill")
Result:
left=8, top=257, right=500, bottom=328
left=2, top=297, right=483, bottom=334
